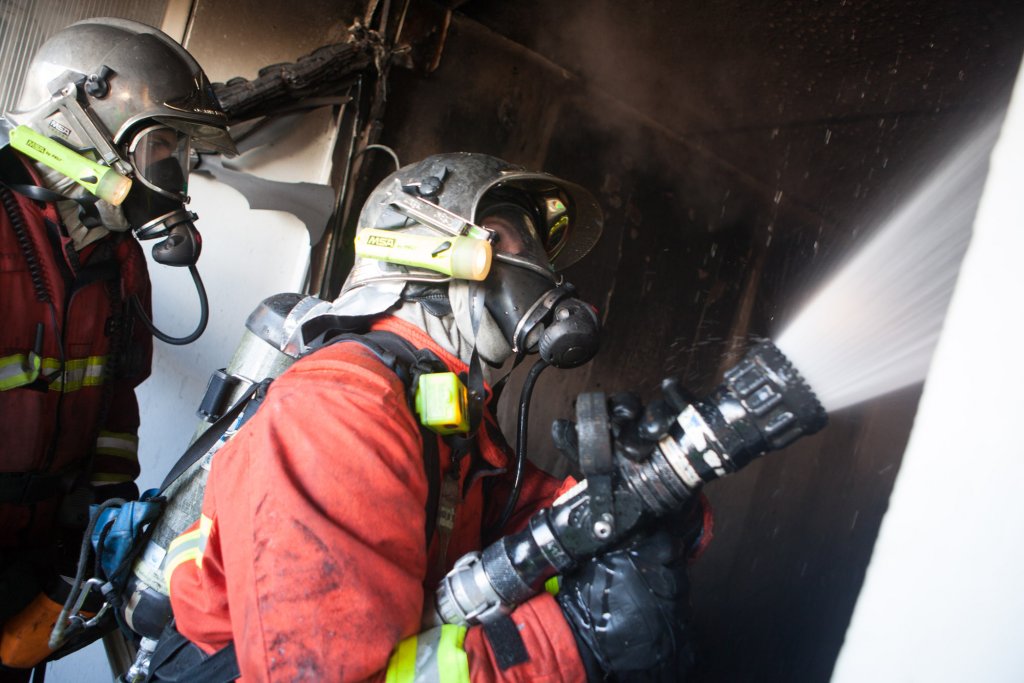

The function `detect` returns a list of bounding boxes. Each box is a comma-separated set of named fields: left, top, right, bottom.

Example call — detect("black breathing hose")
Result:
left=495, top=358, right=550, bottom=531
left=131, top=264, right=209, bottom=345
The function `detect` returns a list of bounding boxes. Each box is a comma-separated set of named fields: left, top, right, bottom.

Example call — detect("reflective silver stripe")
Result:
left=49, top=356, right=106, bottom=392
left=386, top=625, right=470, bottom=683
left=163, top=529, right=202, bottom=595
left=92, top=431, right=140, bottom=485
left=96, top=431, right=139, bottom=459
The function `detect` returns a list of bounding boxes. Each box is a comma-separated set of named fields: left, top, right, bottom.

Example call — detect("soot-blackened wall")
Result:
left=375, top=1, right=1024, bottom=680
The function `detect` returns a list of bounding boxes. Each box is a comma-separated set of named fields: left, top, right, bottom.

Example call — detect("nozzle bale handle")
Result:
left=8, top=125, right=132, bottom=205
left=355, top=228, right=492, bottom=280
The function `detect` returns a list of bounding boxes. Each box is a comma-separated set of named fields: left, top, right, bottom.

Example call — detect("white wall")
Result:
left=134, top=107, right=338, bottom=490
left=832, top=58, right=1024, bottom=682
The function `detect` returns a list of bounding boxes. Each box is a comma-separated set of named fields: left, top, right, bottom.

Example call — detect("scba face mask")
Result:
left=476, top=200, right=600, bottom=369
left=121, top=125, right=201, bottom=266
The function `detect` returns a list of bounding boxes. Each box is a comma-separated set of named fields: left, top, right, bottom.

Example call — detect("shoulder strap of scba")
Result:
left=159, top=324, right=447, bottom=544
left=304, top=324, right=448, bottom=544
left=146, top=326, right=449, bottom=683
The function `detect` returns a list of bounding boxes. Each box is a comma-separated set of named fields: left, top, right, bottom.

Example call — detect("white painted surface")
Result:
left=833, top=59, right=1024, bottom=682
left=134, top=105, right=337, bottom=491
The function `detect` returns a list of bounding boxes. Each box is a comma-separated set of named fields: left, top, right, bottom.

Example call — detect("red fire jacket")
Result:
left=0, top=149, right=152, bottom=552
left=168, top=316, right=587, bottom=681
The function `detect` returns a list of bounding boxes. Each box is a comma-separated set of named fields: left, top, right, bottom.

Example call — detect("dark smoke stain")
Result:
left=291, top=517, right=332, bottom=554
left=278, top=517, right=344, bottom=595
left=265, top=633, right=324, bottom=680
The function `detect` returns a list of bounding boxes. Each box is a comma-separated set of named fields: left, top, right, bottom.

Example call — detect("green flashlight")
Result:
left=355, top=228, right=493, bottom=280
left=8, top=125, right=132, bottom=205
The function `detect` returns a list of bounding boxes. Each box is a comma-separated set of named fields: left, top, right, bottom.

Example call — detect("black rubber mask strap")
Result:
left=464, top=282, right=487, bottom=439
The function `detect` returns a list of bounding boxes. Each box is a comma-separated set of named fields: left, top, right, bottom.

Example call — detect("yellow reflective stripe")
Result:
left=166, top=528, right=201, bottom=557
left=0, top=353, right=41, bottom=390
left=96, top=431, right=139, bottom=460
left=162, top=514, right=214, bottom=589
left=1, top=355, right=108, bottom=392
left=163, top=528, right=203, bottom=596
left=163, top=547, right=201, bottom=598
left=385, top=625, right=469, bottom=683
left=386, top=634, right=419, bottom=683
left=437, top=626, right=469, bottom=683
left=197, top=514, right=213, bottom=557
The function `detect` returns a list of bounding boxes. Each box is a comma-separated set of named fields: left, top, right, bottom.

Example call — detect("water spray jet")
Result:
left=776, top=118, right=1002, bottom=412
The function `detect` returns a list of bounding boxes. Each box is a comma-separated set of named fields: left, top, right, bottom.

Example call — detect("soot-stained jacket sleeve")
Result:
left=170, top=338, right=587, bottom=682
left=171, top=342, right=430, bottom=681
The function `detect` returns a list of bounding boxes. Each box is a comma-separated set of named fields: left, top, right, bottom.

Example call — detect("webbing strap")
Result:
left=158, top=381, right=265, bottom=493
left=146, top=621, right=240, bottom=683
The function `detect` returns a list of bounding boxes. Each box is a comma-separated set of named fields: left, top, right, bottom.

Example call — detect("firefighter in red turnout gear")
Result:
left=0, top=18, right=233, bottom=678
left=161, top=154, right=701, bottom=681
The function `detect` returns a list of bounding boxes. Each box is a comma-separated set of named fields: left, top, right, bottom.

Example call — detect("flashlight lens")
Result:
left=450, top=237, right=492, bottom=280
left=96, top=169, right=133, bottom=205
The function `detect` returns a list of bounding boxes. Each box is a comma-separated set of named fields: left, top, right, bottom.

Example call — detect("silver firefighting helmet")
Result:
left=9, top=17, right=234, bottom=249
left=337, top=152, right=604, bottom=368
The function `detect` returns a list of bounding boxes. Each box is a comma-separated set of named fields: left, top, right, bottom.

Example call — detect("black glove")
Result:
left=557, top=528, right=694, bottom=682
left=552, top=391, right=678, bottom=466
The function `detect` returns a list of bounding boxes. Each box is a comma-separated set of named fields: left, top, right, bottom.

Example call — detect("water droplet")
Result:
left=773, top=190, right=784, bottom=204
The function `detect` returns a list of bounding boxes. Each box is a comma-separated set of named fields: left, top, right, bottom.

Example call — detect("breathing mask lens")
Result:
left=541, top=195, right=570, bottom=260
left=127, top=125, right=191, bottom=201
left=483, top=204, right=556, bottom=280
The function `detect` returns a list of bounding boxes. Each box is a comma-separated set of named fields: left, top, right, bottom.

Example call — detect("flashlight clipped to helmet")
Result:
left=348, top=153, right=604, bottom=370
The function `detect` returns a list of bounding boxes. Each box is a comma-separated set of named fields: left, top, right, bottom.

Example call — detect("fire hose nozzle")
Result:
left=433, top=339, right=828, bottom=627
